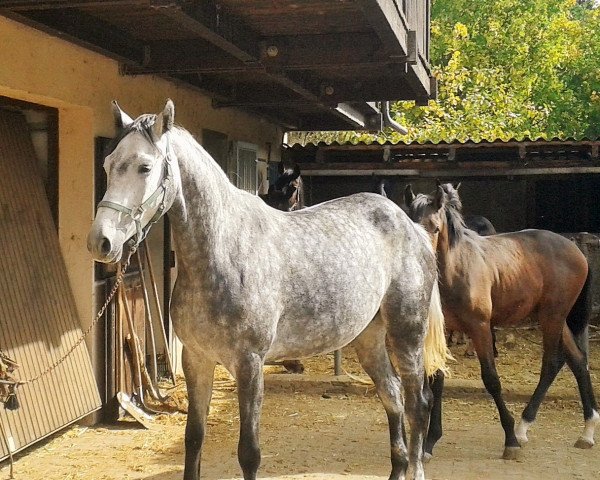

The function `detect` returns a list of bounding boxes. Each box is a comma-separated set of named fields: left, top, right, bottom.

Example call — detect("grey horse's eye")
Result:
left=138, top=164, right=152, bottom=174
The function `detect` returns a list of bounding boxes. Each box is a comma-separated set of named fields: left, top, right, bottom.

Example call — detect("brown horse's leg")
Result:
left=352, top=319, right=409, bottom=480
left=515, top=327, right=565, bottom=446
left=515, top=334, right=565, bottom=446
left=282, top=359, right=305, bottom=374
left=183, top=348, right=216, bottom=480
left=561, top=327, right=600, bottom=448
left=424, top=370, right=444, bottom=459
left=469, top=323, right=520, bottom=459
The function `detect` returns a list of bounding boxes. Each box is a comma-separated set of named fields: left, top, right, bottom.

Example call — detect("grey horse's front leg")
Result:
left=235, top=353, right=265, bottom=480
left=183, top=348, right=216, bottom=480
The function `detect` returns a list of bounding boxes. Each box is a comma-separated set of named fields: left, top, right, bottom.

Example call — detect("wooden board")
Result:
left=0, top=109, right=101, bottom=460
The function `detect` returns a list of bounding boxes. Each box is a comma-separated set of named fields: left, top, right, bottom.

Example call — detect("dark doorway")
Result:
left=534, top=175, right=600, bottom=233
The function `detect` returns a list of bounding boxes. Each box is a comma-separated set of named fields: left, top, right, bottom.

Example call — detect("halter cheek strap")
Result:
left=98, top=139, right=173, bottom=250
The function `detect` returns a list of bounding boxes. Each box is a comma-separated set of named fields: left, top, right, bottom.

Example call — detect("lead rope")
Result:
left=25, top=249, right=134, bottom=385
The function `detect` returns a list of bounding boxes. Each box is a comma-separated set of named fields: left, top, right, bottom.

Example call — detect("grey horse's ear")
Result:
left=404, top=184, right=415, bottom=207
left=434, top=185, right=446, bottom=211
left=436, top=178, right=442, bottom=187
left=456, top=181, right=462, bottom=190
left=152, top=99, right=175, bottom=139
left=112, top=100, right=133, bottom=130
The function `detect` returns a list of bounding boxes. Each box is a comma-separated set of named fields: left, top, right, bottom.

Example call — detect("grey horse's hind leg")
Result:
left=382, top=306, right=431, bottom=480
left=182, top=348, right=216, bottom=480
left=352, top=317, right=408, bottom=480
left=234, top=353, right=265, bottom=480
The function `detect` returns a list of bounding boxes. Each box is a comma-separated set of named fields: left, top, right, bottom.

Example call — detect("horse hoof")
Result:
left=502, top=447, right=520, bottom=460
left=574, top=438, right=594, bottom=449
left=422, top=452, right=432, bottom=464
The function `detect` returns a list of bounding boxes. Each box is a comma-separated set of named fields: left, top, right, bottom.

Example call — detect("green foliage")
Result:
left=288, top=0, right=600, bottom=145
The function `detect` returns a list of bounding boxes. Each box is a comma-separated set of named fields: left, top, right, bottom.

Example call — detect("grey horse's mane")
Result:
left=105, top=115, right=230, bottom=183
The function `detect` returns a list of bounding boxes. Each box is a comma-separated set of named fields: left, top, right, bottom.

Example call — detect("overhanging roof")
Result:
left=0, top=0, right=436, bottom=130
left=285, top=138, right=600, bottom=177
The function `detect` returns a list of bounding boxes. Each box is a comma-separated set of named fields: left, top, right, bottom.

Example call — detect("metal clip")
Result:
left=4, top=384, right=19, bottom=411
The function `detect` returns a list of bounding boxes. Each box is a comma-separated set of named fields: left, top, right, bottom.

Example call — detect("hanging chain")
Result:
left=1, top=249, right=134, bottom=388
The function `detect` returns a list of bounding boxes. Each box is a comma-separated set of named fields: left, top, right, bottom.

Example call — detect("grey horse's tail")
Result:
left=424, top=277, right=452, bottom=377
left=566, top=265, right=593, bottom=359
left=411, top=222, right=453, bottom=376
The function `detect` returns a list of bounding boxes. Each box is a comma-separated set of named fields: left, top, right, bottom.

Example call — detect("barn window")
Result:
left=231, top=141, right=258, bottom=194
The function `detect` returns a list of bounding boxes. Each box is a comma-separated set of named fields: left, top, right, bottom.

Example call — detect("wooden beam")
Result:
left=302, top=167, right=600, bottom=177
left=404, top=56, right=433, bottom=99
left=1, top=0, right=168, bottom=10
left=334, top=103, right=382, bottom=130
left=213, top=100, right=321, bottom=109
left=299, top=160, right=600, bottom=177
left=123, top=33, right=392, bottom=76
left=121, top=40, right=262, bottom=76
left=259, top=33, right=387, bottom=70
left=298, top=140, right=600, bottom=153
left=158, top=2, right=260, bottom=63
left=355, top=0, right=409, bottom=57
left=1, top=8, right=147, bottom=65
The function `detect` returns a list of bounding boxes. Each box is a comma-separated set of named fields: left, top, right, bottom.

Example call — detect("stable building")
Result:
left=0, top=0, right=435, bottom=461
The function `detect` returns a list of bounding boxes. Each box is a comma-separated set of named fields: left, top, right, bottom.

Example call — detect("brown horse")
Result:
left=405, top=182, right=598, bottom=461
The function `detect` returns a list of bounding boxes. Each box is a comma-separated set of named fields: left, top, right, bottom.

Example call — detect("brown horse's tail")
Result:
left=424, top=277, right=453, bottom=377
left=566, top=264, right=593, bottom=359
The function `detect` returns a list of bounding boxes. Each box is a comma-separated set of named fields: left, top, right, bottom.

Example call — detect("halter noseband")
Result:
left=97, top=136, right=173, bottom=251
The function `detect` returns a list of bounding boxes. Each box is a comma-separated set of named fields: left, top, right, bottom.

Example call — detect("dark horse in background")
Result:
left=405, top=182, right=599, bottom=461
left=464, top=214, right=497, bottom=236
left=259, top=161, right=305, bottom=212
left=259, top=161, right=305, bottom=374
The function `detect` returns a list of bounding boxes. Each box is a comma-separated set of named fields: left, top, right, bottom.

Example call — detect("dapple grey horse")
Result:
left=87, top=100, right=450, bottom=480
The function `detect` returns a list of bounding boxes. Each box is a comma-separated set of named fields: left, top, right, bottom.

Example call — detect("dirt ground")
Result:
left=2, top=328, right=600, bottom=480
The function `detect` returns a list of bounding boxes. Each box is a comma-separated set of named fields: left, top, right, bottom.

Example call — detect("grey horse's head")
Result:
left=87, top=99, right=179, bottom=263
